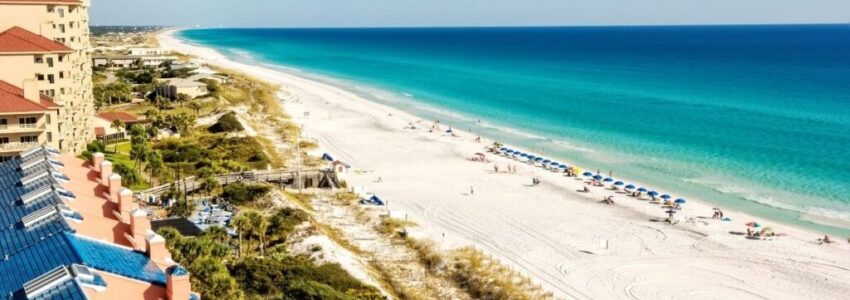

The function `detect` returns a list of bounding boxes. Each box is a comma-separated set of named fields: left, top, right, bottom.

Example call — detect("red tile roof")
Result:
left=97, top=112, right=140, bottom=123
left=0, top=80, right=59, bottom=113
left=94, top=127, right=105, bottom=137
left=0, top=26, right=72, bottom=53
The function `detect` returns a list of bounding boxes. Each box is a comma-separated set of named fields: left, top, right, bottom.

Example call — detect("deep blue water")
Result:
left=179, top=25, right=850, bottom=235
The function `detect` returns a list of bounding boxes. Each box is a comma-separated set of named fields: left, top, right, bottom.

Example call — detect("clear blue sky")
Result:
left=90, top=0, right=850, bottom=27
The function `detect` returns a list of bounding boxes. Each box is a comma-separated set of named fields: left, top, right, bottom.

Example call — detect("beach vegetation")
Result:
left=220, top=183, right=271, bottom=205
left=209, top=111, right=244, bottom=133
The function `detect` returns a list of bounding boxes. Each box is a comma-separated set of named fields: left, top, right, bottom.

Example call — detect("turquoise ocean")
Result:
left=178, top=26, right=850, bottom=236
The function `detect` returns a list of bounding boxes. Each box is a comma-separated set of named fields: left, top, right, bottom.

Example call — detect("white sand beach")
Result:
left=160, top=30, right=850, bottom=299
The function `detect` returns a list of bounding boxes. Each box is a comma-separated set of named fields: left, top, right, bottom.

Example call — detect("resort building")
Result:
left=0, top=146, right=198, bottom=300
left=155, top=78, right=208, bottom=99
left=0, top=0, right=96, bottom=156
left=93, top=111, right=144, bottom=142
left=0, top=80, right=61, bottom=162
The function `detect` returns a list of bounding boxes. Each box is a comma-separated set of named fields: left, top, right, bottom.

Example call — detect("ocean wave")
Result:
left=683, top=178, right=850, bottom=223
left=401, top=92, right=414, bottom=98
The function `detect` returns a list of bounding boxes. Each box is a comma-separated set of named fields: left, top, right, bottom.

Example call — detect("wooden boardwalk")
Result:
left=140, top=168, right=340, bottom=196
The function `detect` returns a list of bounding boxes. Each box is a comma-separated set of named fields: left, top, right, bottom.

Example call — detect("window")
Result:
left=46, top=114, right=51, bottom=125
left=48, top=74, right=55, bottom=84
left=47, top=57, right=54, bottom=68
left=0, top=119, right=6, bottom=130
left=58, top=55, right=64, bottom=62
left=36, top=74, right=45, bottom=81
left=47, top=132, right=52, bottom=143
left=0, top=137, right=8, bottom=144
left=0, top=156, right=10, bottom=163
left=59, top=72, right=64, bottom=79
left=34, top=56, right=44, bottom=64
left=19, top=117, right=37, bottom=128
left=21, top=136, right=38, bottom=144
left=60, top=88, right=65, bottom=95
left=58, top=8, right=65, bottom=18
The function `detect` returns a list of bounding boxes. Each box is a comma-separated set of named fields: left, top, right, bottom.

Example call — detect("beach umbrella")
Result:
left=583, top=172, right=594, bottom=177
left=660, top=194, right=672, bottom=200
left=321, top=153, right=334, bottom=161
left=625, top=184, right=636, bottom=190
left=500, top=147, right=508, bottom=151
left=550, top=162, right=559, bottom=166
left=534, top=157, right=544, bottom=162
left=648, top=191, right=659, bottom=196
left=593, top=175, right=604, bottom=180
left=746, top=222, right=762, bottom=228
left=559, top=164, right=568, bottom=169
left=614, top=181, right=624, bottom=186
left=603, top=177, right=614, bottom=182
left=637, top=187, right=648, bottom=192
left=543, top=159, right=552, bottom=164
left=674, top=198, right=686, bottom=204
left=505, top=150, right=514, bottom=154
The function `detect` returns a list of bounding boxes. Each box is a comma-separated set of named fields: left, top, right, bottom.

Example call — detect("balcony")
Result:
left=0, top=142, right=40, bottom=153
left=0, top=123, right=46, bottom=134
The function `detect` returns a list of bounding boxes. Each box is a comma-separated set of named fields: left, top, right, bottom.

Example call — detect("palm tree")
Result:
left=188, top=100, right=202, bottom=117
left=205, top=226, right=229, bottom=244
left=230, top=214, right=249, bottom=258
left=256, top=217, right=269, bottom=257
left=110, top=119, right=125, bottom=152
left=243, top=211, right=262, bottom=256
left=145, top=151, right=164, bottom=185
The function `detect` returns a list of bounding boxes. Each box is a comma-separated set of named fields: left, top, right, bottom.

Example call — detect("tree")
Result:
left=200, top=176, right=220, bottom=196
left=230, top=214, right=249, bottom=258
left=209, top=112, right=243, bottom=133
left=110, top=119, right=125, bottom=151
left=188, top=100, right=203, bottom=117
left=113, top=163, right=140, bottom=187
left=204, top=226, right=229, bottom=244
left=176, top=93, right=192, bottom=103
left=145, top=151, right=164, bottom=185
left=242, top=211, right=261, bottom=256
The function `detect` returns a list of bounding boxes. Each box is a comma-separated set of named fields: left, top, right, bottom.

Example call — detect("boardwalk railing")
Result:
left=141, top=168, right=339, bottom=196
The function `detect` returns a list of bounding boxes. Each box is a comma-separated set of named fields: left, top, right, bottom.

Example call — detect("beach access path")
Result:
left=160, top=30, right=850, bottom=300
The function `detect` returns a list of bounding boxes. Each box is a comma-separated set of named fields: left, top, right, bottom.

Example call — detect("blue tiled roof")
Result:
left=0, top=156, right=75, bottom=258
left=66, top=233, right=167, bottom=286
left=11, top=279, right=87, bottom=300
left=0, top=232, right=167, bottom=297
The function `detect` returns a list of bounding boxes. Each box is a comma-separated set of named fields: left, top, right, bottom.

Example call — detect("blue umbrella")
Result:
left=648, top=191, right=659, bottom=196
left=534, top=157, right=544, bottom=162
left=583, top=172, right=594, bottom=177
left=675, top=198, right=687, bottom=204
left=550, top=162, right=559, bottom=166
left=661, top=194, right=672, bottom=199
left=500, top=147, right=508, bottom=151
left=505, top=150, right=514, bottom=154
left=520, top=153, right=528, bottom=158
left=603, top=177, right=614, bottom=182
left=637, top=187, right=648, bottom=192
left=593, top=175, right=604, bottom=180
left=543, top=159, right=552, bottom=164
left=625, top=184, right=636, bottom=190
left=614, top=181, right=624, bottom=186
left=321, top=153, right=334, bottom=161
left=559, top=164, right=568, bottom=169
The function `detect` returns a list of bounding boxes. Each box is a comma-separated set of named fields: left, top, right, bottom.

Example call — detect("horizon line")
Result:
left=92, top=22, right=849, bottom=30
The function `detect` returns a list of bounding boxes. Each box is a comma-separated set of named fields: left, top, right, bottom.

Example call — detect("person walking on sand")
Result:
left=377, top=176, right=383, bottom=183
left=470, top=186, right=474, bottom=196
left=494, top=164, right=499, bottom=173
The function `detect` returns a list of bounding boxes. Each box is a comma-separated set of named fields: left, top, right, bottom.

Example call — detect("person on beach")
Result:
left=747, top=227, right=753, bottom=237
left=470, top=186, right=474, bottom=195
left=377, top=176, right=383, bottom=183
left=494, top=164, right=499, bottom=173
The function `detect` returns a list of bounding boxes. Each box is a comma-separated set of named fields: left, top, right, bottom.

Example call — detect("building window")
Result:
left=0, top=156, right=10, bottom=163
left=47, top=57, right=54, bottom=68
left=47, top=132, right=53, bottom=143
left=48, top=74, right=55, bottom=84
left=60, top=88, right=65, bottom=95
left=0, top=137, right=7, bottom=144
left=46, top=114, right=51, bottom=125
left=0, top=119, right=6, bottom=130
left=19, top=117, right=37, bottom=128
left=34, top=56, right=44, bottom=64
left=36, top=74, right=45, bottom=81
left=58, top=8, right=65, bottom=18
left=58, top=55, right=64, bottom=62
left=59, top=71, right=64, bottom=79
left=21, top=136, right=38, bottom=144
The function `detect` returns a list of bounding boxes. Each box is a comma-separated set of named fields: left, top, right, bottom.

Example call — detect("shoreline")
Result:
left=159, top=29, right=850, bottom=299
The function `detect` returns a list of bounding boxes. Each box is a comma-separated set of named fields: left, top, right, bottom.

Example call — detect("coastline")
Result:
left=159, top=29, right=850, bottom=299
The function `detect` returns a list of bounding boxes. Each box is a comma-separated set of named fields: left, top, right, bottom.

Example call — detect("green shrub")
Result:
left=209, top=112, right=244, bottom=133
left=220, top=183, right=270, bottom=205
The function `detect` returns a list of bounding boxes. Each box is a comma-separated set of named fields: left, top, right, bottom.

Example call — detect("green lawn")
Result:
left=104, top=141, right=151, bottom=191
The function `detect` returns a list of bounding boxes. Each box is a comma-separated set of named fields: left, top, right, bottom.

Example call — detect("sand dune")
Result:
left=160, top=30, right=850, bottom=299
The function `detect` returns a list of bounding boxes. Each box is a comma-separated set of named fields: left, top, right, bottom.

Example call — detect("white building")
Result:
left=129, top=47, right=171, bottom=56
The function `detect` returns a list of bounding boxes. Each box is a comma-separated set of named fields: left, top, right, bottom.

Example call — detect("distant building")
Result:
left=141, top=56, right=178, bottom=67
left=93, top=112, right=143, bottom=142
left=156, top=78, right=208, bottom=99
left=92, top=54, right=139, bottom=68
left=129, top=47, right=171, bottom=56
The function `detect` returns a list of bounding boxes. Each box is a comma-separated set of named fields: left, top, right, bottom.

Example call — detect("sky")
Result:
left=90, top=0, right=850, bottom=27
